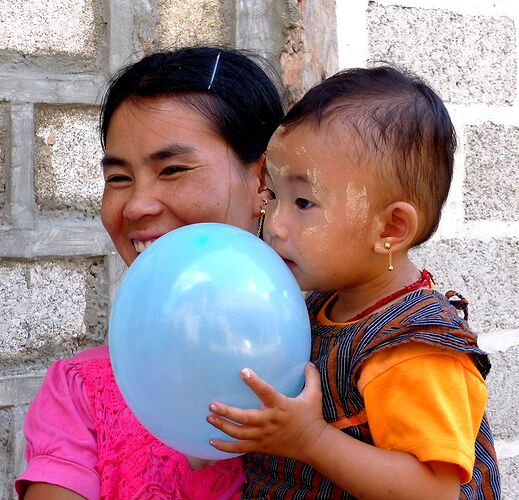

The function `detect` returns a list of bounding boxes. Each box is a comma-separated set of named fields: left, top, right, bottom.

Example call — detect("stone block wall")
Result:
left=1, top=0, right=517, bottom=497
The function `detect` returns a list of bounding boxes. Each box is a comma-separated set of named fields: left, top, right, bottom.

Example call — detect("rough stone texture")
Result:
left=485, top=346, right=519, bottom=441
left=280, top=0, right=338, bottom=105
left=464, top=122, right=519, bottom=221
left=411, top=238, right=519, bottom=333
left=0, top=407, right=12, bottom=494
left=0, top=0, right=98, bottom=58
left=34, top=105, right=103, bottom=219
left=0, top=102, right=7, bottom=210
left=367, top=3, right=516, bottom=104
left=159, top=0, right=233, bottom=48
left=0, top=258, right=108, bottom=374
left=500, top=454, right=519, bottom=499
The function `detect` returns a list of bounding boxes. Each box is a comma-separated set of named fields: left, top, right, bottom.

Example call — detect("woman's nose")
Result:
left=122, top=189, right=164, bottom=220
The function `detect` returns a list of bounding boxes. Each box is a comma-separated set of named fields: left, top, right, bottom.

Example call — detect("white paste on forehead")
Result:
left=267, top=162, right=290, bottom=177
left=307, top=168, right=337, bottom=224
left=267, top=129, right=287, bottom=151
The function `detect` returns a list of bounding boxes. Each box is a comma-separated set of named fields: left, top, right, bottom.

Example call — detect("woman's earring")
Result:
left=256, top=198, right=268, bottom=239
left=384, top=241, right=394, bottom=271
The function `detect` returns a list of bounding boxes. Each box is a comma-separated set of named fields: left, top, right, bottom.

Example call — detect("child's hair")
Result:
left=280, top=65, right=456, bottom=246
left=100, top=46, right=285, bottom=164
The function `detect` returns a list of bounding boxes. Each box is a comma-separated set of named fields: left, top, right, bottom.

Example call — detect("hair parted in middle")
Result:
left=280, top=65, right=457, bottom=246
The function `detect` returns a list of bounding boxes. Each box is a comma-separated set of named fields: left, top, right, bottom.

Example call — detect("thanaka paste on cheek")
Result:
left=371, top=214, right=385, bottom=241
left=302, top=226, right=318, bottom=238
left=344, top=183, right=370, bottom=238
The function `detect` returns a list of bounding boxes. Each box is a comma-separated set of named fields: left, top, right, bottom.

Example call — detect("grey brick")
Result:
left=0, top=258, right=108, bottom=373
left=411, top=238, right=519, bottom=333
left=0, top=407, right=12, bottom=498
left=0, top=102, right=6, bottom=211
left=500, top=453, right=519, bottom=499
left=0, top=0, right=98, bottom=58
left=159, top=0, right=233, bottom=48
left=34, top=105, right=103, bottom=219
left=464, top=122, right=519, bottom=221
left=485, top=346, right=519, bottom=442
left=367, top=3, right=516, bottom=104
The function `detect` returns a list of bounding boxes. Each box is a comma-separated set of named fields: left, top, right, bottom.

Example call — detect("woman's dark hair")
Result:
left=281, top=65, right=456, bottom=246
left=100, top=46, right=285, bottom=163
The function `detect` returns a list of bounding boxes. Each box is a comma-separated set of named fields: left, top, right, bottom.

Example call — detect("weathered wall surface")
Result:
left=0, top=0, right=517, bottom=497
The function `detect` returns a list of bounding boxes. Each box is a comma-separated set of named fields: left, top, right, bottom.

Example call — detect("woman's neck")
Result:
left=329, top=258, right=422, bottom=323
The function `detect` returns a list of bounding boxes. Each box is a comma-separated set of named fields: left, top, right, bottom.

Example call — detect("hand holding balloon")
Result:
left=207, top=363, right=327, bottom=462
left=109, top=223, right=311, bottom=459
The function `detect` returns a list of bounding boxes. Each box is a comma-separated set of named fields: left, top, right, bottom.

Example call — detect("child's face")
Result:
left=263, top=124, right=383, bottom=292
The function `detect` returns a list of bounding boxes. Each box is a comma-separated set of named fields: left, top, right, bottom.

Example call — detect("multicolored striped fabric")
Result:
left=242, top=288, right=500, bottom=499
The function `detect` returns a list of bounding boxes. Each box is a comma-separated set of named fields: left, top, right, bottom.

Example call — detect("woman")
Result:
left=16, top=46, right=285, bottom=499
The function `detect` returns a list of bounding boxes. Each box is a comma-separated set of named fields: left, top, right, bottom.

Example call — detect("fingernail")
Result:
left=209, top=439, right=215, bottom=447
left=209, top=403, right=217, bottom=412
left=241, top=368, right=252, bottom=379
left=308, top=362, right=316, bottom=368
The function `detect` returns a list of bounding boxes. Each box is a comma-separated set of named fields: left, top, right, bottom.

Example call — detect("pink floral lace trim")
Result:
left=80, top=358, right=244, bottom=499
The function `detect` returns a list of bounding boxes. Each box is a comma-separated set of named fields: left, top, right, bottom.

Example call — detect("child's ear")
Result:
left=373, top=202, right=419, bottom=254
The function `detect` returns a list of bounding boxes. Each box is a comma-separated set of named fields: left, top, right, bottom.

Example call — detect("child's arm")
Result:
left=207, top=364, right=460, bottom=499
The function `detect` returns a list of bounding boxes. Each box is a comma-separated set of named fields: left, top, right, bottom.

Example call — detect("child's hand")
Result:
left=207, top=362, right=326, bottom=461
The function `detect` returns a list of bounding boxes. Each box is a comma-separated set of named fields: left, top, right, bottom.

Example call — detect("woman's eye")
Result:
left=160, top=166, right=188, bottom=176
left=106, top=175, right=131, bottom=184
left=295, top=198, right=314, bottom=210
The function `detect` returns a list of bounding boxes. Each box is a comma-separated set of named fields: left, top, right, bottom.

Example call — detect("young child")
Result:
left=207, top=66, right=500, bottom=498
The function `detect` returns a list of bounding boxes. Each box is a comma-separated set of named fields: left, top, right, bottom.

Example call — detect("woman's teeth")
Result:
left=132, top=240, right=155, bottom=254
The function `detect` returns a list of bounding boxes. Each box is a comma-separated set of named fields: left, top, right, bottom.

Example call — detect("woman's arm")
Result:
left=24, top=483, right=86, bottom=500
left=208, top=364, right=460, bottom=499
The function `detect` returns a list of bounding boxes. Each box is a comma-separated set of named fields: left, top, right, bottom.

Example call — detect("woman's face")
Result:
left=101, top=97, right=264, bottom=266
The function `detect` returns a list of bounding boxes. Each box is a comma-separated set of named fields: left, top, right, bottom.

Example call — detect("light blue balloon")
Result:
left=109, top=223, right=311, bottom=460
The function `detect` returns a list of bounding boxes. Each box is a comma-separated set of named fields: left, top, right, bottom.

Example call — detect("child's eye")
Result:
left=260, top=186, right=276, bottom=201
left=295, top=198, right=314, bottom=210
left=160, top=166, right=188, bottom=176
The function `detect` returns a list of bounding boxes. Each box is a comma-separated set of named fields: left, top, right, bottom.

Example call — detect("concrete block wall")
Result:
left=338, top=0, right=519, bottom=496
left=0, top=0, right=516, bottom=497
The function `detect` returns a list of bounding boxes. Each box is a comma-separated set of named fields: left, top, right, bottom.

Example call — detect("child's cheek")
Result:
left=343, top=184, right=370, bottom=238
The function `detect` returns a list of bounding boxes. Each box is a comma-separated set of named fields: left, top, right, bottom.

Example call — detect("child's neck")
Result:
left=329, top=259, right=422, bottom=323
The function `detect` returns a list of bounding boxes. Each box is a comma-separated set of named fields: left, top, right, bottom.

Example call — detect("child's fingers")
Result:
left=208, top=437, right=253, bottom=454
left=300, top=362, right=322, bottom=399
left=239, top=368, right=286, bottom=408
left=206, top=413, right=261, bottom=441
left=208, top=402, right=264, bottom=426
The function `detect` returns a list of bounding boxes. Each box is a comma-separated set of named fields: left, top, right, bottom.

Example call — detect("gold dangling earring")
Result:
left=256, top=198, right=268, bottom=238
left=385, top=241, right=394, bottom=271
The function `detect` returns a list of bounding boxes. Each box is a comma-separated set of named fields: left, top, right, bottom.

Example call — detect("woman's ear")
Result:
left=249, top=154, right=267, bottom=211
left=373, top=201, right=419, bottom=254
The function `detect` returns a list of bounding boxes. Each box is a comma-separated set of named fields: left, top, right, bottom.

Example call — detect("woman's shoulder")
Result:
left=68, top=344, right=109, bottom=363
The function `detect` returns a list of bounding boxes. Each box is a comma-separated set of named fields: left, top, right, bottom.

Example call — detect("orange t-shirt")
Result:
left=316, top=300, right=487, bottom=483
left=360, top=343, right=487, bottom=483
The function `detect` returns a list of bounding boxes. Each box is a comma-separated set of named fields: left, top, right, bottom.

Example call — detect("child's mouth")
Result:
left=283, top=258, right=296, bottom=270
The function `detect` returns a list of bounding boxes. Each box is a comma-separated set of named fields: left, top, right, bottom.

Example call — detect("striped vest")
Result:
left=243, top=289, right=500, bottom=499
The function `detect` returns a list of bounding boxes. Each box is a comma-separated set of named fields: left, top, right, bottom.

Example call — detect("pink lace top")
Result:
left=16, top=346, right=244, bottom=500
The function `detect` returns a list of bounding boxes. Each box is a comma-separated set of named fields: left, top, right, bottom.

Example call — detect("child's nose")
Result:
left=264, top=205, right=289, bottom=241
left=123, top=189, right=164, bottom=220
